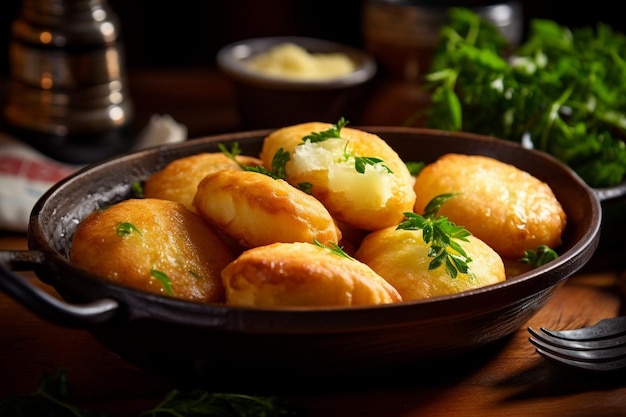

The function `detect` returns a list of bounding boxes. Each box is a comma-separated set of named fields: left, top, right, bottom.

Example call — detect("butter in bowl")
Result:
left=216, top=36, right=377, bottom=129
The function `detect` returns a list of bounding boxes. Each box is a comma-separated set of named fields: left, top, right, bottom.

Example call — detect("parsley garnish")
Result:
left=520, top=244, right=559, bottom=267
left=131, top=181, right=144, bottom=198
left=219, top=142, right=289, bottom=180
left=353, top=156, right=393, bottom=174
left=150, top=269, right=173, bottom=296
left=301, top=117, right=348, bottom=143
left=142, top=389, right=301, bottom=417
left=218, top=141, right=243, bottom=160
left=313, top=239, right=353, bottom=260
left=0, top=369, right=304, bottom=416
left=405, top=161, right=425, bottom=176
left=219, top=142, right=312, bottom=194
left=419, top=7, right=626, bottom=187
left=297, top=182, right=313, bottom=194
left=298, top=118, right=393, bottom=174
left=397, top=193, right=473, bottom=279
left=268, top=147, right=290, bottom=179
left=0, top=369, right=103, bottom=417
left=116, top=222, right=141, bottom=237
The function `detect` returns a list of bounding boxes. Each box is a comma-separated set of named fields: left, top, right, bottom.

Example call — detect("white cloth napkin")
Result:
left=0, top=114, right=187, bottom=232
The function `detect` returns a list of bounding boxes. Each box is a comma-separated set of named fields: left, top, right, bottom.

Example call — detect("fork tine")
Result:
left=528, top=326, right=626, bottom=350
left=529, top=335, right=626, bottom=361
left=539, top=317, right=626, bottom=341
left=534, top=346, right=626, bottom=372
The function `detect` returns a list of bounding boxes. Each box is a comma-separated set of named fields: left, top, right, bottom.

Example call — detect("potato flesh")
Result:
left=291, top=139, right=394, bottom=207
left=261, top=122, right=416, bottom=231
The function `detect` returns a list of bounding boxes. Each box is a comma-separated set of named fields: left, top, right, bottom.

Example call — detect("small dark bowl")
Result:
left=216, top=36, right=377, bottom=129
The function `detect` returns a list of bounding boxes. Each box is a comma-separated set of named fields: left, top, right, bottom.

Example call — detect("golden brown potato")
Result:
left=143, top=152, right=262, bottom=212
left=69, top=198, right=234, bottom=302
left=355, top=227, right=506, bottom=300
left=260, top=122, right=416, bottom=231
left=193, top=169, right=341, bottom=248
left=222, top=241, right=402, bottom=307
left=413, top=154, right=566, bottom=259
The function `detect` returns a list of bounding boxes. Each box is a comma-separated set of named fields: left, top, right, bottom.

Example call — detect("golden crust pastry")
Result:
left=69, top=198, right=234, bottom=302
left=413, top=154, right=567, bottom=259
left=355, top=227, right=506, bottom=300
left=260, top=122, right=416, bottom=231
left=222, top=241, right=402, bottom=307
left=193, top=169, right=341, bottom=248
left=143, top=152, right=262, bottom=212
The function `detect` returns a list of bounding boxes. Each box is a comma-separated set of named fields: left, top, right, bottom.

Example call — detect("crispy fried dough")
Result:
left=193, top=169, right=341, bottom=248
left=355, top=227, right=506, bottom=300
left=413, top=154, right=566, bottom=259
left=69, top=198, right=234, bottom=302
left=260, top=122, right=416, bottom=231
left=144, top=152, right=262, bottom=212
left=222, top=241, right=402, bottom=307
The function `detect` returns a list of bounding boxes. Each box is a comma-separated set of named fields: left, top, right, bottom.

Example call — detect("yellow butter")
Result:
left=244, top=43, right=356, bottom=81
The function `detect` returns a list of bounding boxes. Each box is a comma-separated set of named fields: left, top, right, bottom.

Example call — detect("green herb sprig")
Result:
left=0, top=369, right=304, bottom=417
left=301, top=117, right=348, bottom=143
left=0, top=370, right=106, bottom=417
left=300, top=118, right=393, bottom=174
left=397, top=193, right=473, bottom=279
left=220, top=142, right=313, bottom=193
left=520, top=244, right=559, bottom=267
left=116, top=222, right=142, bottom=237
left=353, top=156, right=393, bottom=174
left=313, top=239, right=353, bottom=260
left=405, top=161, right=425, bottom=176
left=131, top=181, right=144, bottom=198
left=418, top=7, right=626, bottom=188
left=150, top=269, right=173, bottom=296
left=141, top=389, right=302, bottom=417
left=219, top=142, right=285, bottom=179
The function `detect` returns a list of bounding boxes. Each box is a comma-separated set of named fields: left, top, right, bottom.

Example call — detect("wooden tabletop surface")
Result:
left=1, top=68, right=626, bottom=416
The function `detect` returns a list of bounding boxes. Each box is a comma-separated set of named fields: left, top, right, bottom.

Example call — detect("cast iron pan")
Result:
left=1, top=127, right=625, bottom=390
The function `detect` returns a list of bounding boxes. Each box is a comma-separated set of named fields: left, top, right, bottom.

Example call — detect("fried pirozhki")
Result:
left=69, top=198, right=234, bottom=302
left=260, top=120, right=416, bottom=231
left=413, top=153, right=566, bottom=259
left=193, top=169, right=341, bottom=248
left=144, top=152, right=262, bottom=212
left=222, top=241, right=402, bottom=307
left=356, top=226, right=505, bottom=300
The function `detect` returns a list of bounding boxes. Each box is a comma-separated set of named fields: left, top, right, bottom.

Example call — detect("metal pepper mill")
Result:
left=4, top=0, right=134, bottom=164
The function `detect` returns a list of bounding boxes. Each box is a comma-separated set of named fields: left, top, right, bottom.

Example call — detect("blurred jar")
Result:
left=3, top=0, right=134, bottom=164
left=362, top=0, right=523, bottom=81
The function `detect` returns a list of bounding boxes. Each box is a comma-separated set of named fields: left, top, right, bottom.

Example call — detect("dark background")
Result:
left=0, top=0, right=625, bottom=75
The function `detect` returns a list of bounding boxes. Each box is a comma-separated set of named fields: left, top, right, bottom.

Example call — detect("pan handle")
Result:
left=0, top=250, right=119, bottom=328
left=594, top=181, right=626, bottom=204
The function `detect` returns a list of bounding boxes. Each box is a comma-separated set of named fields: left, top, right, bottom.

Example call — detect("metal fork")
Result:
left=528, top=316, right=626, bottom=372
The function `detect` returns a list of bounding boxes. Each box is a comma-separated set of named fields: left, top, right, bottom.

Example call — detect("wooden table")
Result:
left=1, top=68, right=626, bottom=416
